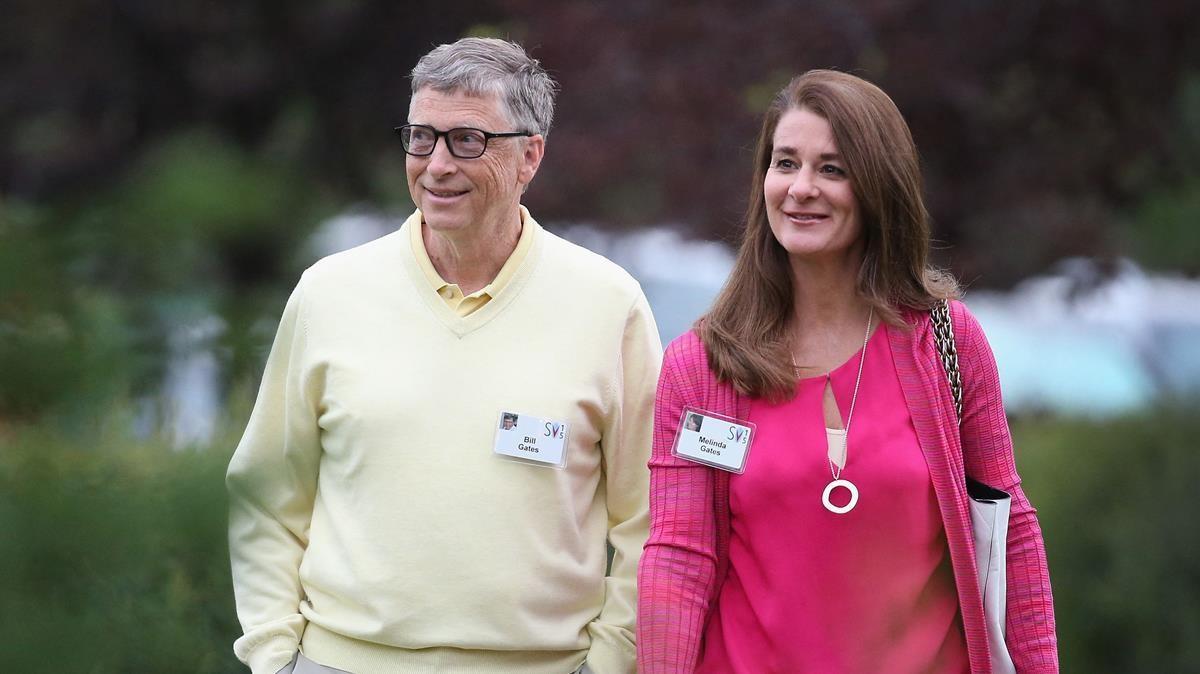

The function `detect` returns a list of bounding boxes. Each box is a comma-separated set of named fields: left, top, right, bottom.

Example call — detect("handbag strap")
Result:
left=930, top=299, right=964, bottom=425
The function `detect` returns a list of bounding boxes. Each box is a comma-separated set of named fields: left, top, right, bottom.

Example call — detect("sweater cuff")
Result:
left=244, top=636, right=298, bottom=674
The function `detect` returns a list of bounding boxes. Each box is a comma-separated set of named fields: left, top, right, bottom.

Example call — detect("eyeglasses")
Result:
left=393, top=124, right=533, bottom=159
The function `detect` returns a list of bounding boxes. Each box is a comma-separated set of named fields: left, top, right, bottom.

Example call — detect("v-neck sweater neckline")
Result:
left=396, top=208, right=545, bottom=338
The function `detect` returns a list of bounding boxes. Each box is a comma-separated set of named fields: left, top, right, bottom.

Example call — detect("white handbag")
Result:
left=931, top=300, right=1017, bottom=674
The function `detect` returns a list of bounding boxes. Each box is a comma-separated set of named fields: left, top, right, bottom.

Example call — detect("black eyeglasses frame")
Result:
left=393, top=124, right=534, bottom=159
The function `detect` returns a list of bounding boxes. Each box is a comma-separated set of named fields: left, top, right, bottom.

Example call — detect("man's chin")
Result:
left=420, top=209, right=469, bottom=233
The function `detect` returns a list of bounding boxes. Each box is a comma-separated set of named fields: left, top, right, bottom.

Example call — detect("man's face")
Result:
left=406, top=88, right=544, bottom=235
left=503, top=418, right=515, bottom=430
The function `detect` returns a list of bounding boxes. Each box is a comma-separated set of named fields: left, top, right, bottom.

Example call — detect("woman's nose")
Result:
left=788, top=169, right=819, bottom=200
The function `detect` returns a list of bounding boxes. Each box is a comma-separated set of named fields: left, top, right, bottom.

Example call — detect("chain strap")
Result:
left=930, top=299, right=963, bottom=425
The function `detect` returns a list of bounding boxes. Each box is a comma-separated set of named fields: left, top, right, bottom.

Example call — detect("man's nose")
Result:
left=425, top=138, right=458, bottom=176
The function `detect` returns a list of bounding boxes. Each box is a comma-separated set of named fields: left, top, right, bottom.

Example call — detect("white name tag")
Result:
left=671, top=408, right=755, bottom=473
left=493, top=411, right=570, bottom=468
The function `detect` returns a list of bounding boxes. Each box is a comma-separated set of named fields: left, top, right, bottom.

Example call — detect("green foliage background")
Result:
left=2, top=407, right=1198, bottom=673
left=0, top=418, right=243, bottom=672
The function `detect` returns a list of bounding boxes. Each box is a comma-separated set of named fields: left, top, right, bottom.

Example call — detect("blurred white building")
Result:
left=158, top=213, right=1200, bottom=445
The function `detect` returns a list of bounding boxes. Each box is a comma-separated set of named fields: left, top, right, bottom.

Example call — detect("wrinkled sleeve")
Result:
left=585, top=292, right=662, bottom=674
left=226, top=276, right=323, bottom=674
left=637, top=337, right=719, bottom=673
left=955, top=304, right=1059, bottom=673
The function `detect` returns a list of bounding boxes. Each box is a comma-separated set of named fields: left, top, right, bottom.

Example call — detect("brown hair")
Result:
left=699, top=69, right=959, bottom=401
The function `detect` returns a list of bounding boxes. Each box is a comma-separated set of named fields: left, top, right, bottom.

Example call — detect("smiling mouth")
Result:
left=425, top=187, right=468, bottom=198
left=785, top=213, right=828, bottom=222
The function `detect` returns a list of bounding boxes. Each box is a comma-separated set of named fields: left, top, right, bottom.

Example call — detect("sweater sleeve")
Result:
left=954, top=303, right=1059, bottom=673
left=637, top=336, right=719, bottom=673
left=226, top=277, right=324, bottom=674
left=585, top=292, right=662, bottom=674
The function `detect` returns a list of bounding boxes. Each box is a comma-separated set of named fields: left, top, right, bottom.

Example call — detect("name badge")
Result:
left=493, top=411, right=570, bottom=469
left=671, top=408, right=755, bottom=473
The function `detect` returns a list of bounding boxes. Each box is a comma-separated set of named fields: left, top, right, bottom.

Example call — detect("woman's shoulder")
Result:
left=663, top=329, right=709, bottom=373
left=890, top=300, right=993, bottom=371
left=947, top=299, right=989, bottom=354
left=661, top=328, right=722, bottom=393
left=665, top=328, right=703, bottom=357
left=897, top=299, right=984, bottom=335
left=896, top=299, right=991, bottom=363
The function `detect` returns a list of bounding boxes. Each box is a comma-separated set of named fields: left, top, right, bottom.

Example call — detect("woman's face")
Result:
left=763, top=107, right=862, bottom=265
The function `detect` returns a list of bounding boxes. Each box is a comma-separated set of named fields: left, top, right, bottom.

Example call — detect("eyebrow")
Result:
left=772, top=147, right=842, bottom=161
left=409, top=122, right=487, bottom=130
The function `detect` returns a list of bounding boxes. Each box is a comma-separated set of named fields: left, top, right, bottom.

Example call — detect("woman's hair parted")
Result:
left=699, top=69, right=959, bottom=402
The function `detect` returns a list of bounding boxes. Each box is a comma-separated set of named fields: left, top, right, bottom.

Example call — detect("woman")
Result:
left=637, top=71, right=1057, bottom=673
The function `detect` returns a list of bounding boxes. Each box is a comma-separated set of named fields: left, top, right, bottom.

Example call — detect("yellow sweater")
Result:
left=227, top=209, right=662, bottom=674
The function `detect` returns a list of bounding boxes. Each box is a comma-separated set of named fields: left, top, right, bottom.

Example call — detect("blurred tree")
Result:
left=506, top=0, right=1200, bottom=284
left=1124, top=71, right=1200, bottom=270
left=3, top=0, right=1199, bottom=424
left=0, top=418, right=247, bottom=672
left=0, top=0, right=502, bottom=422
left=1014, top=408, right=1200, bottom=673
left=1, top=0, right=503, bottom=199
left=5, top=0, right=1199, bottom=288
left=0, top=201, right=140, bottom=421
left=0, top=128, right=327, bottom=422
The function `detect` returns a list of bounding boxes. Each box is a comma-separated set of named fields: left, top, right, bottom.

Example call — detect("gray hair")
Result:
left=410, top=38, right=559, bottom=138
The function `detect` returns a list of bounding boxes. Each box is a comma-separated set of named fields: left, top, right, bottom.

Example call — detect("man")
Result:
left=226, top=38, right=661, bottom=674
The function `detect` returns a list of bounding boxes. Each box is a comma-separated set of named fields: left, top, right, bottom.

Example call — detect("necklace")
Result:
left=792, top=307, right=874, bottom=515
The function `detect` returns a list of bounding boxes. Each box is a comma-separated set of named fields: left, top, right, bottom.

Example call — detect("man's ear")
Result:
left=517, top=134, right=546, bottom=186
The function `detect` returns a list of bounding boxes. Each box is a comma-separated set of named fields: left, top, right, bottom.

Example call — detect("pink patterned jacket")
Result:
left=637, top=301, right=1058, bottom=673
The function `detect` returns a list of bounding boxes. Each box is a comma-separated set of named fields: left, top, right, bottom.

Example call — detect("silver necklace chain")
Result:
left=792, top=306, right=875, bottom=481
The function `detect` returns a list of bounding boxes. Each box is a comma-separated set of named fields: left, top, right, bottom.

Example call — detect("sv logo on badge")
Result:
left=544, top=422, right=564, bottom=439
left=727, top=427, right=749, bottom=444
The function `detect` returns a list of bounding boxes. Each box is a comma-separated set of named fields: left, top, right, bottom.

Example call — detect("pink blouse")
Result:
left=637, top=303, right=1058, bottom=674
left=696, top=324, right=969, bottom=673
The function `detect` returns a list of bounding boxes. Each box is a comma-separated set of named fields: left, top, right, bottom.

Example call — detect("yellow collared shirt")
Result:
left=410, top=207, right=537, bottom=317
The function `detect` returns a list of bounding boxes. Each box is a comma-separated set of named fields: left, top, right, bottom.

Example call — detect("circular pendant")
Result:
left=822, top=478, right=859, bottom=514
